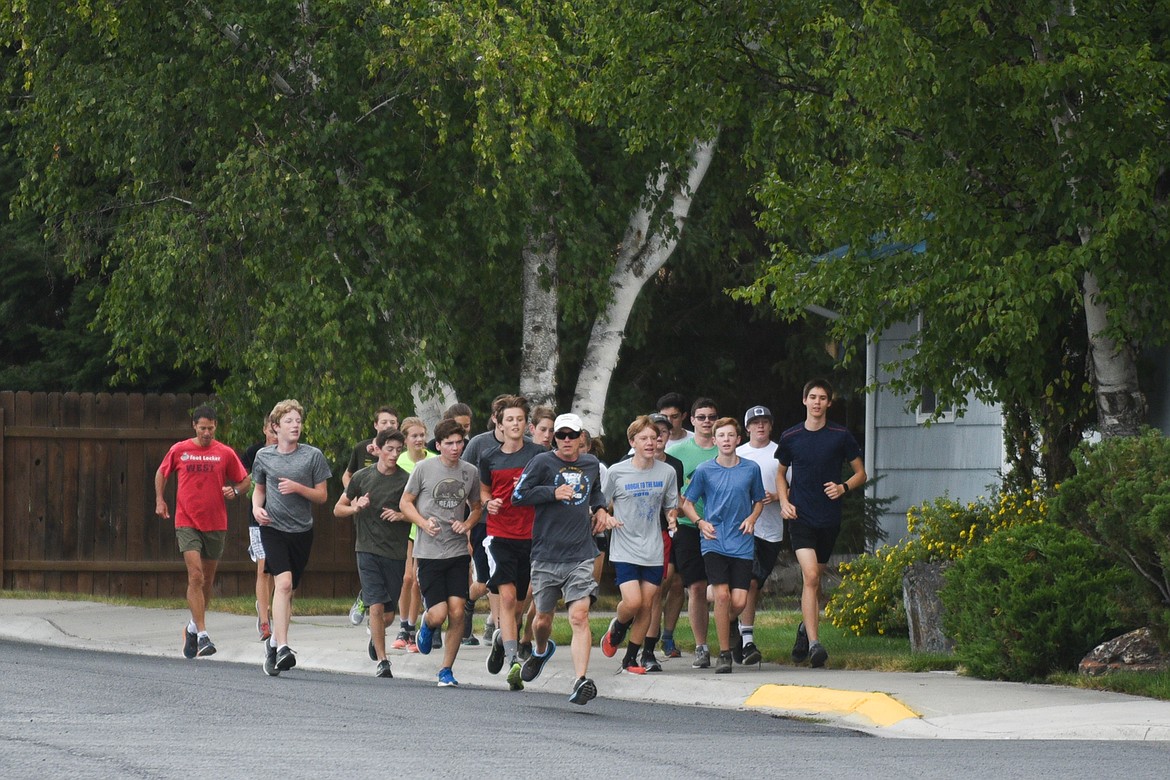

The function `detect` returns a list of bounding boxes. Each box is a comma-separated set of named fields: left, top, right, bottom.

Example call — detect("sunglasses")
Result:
left=692, top=414, right=718, bottom=421
left=554, top=430, right=580, bottom=440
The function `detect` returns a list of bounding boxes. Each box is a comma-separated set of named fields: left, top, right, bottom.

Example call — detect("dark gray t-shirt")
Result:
left=513, top=451, right=606, bottom=564
left=345, top=465, right=410, bottom=559
left=405, top=457, right=480, bottom=560
left=252, top=444, right=333, bottom=533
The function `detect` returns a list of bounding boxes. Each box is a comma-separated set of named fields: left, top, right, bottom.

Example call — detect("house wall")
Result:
left=871, top=321, right=1005, bottom=543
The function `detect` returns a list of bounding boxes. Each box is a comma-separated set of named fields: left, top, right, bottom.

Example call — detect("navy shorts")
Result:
left=613, top=562, right=665, bottom=587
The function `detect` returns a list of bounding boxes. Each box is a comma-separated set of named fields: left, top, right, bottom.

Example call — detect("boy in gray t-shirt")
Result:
left=599, top=417, right=679, bottom=674
left=251, top=400, right=332, bottom=677
left=401, top=419, right=483, bottom=687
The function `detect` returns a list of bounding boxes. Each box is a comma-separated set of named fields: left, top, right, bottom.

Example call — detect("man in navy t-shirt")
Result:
left=776, top=378, right=865, bottom=669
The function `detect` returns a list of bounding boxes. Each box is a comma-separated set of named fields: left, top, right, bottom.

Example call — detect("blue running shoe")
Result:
left=437, top=667, right=459, bottom=687
left=416, top=621, right=434, bottom=655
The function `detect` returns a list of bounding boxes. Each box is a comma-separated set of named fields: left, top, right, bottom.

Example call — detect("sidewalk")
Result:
left=3, top=598, right=1170, bottom=740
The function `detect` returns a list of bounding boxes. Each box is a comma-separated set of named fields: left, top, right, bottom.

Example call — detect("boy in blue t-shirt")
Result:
left=681, top=417, right=765, bottom=674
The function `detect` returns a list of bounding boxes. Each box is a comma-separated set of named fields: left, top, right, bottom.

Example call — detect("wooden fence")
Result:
left=0, top=391, right=359, bottom=599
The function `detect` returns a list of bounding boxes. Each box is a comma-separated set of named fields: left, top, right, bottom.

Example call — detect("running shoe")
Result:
left=275, top=645, right=297, bottom=671
left=692, top=646, right=711, bottom=669
left=375, top=659, right=393, bottom=678
left=263, top=643, right=280, bottom=677
left=487, top=629, right=505, bottom=675
left=433, top=629, right=443, bottom=650
left=461, top=635, right=481, bottom=647
left=741, top=641, right=762, bottom=666
left=391, top=630, right=409, bottom=650
left=196, top=634, right=217, bottom=658
left=406, top=639, right=419, bottom=653
left=791, top=622, right=810, bottom=663
left=368, top=639, right=377, bottom=661
left=518, top=641, right=533, bottom=661
left=482, top=621, right=496, bottom=644
left=621, top=658, right=646, bottom=675
left=182, top=626, right=198, bottom=659
left=416, top=621, right=434, bottom=655
left=809, top=641, right=829, bottom=668
left=640, top=652, right=663, bottom=673
left=520, top=640, right=556, bottom=683
left=715, top=651, right=733, bottom=674
left=600, top=617, right=619, bottom=658
left=437, top=667, right=459, bottom=687
left=568, top=676, right=597, bottom=705
left=662, top=638, right=681, bottom=659
left=506, top=660, right=524, bottom=691
left=349, top=595, right=367, bottom=626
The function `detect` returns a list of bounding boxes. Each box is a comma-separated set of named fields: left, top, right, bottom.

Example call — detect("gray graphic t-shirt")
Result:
left=405, top=457, right=479, bottom=560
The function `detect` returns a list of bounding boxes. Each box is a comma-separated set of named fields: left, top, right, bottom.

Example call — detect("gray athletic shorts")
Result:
left=531, top=558, right=598, bottom=613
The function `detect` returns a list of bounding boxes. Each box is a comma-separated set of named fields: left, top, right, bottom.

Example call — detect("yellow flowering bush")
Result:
left=826, top=485, right=1049, bottom=636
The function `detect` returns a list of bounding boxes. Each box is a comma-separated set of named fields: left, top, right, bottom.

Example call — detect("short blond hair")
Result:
left=270, top=399, right=304, bottom=423
left=626, top=415, right=658, bottom=442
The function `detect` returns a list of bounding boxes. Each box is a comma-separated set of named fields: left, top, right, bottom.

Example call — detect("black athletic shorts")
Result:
left=470, top=521, right=490, bottom=583
left=788, top=521, right=841, bottom=565
left=485, top=536, right=532, bottom=598
left=703, top=552, right=753, bottom=591
left=261, top=526, right=314, bottom=590
left=417, top=555, right=471, bottom=609
left=671, top=525, right=706, bottom=587
left=752, top=537, right=785, bottom=585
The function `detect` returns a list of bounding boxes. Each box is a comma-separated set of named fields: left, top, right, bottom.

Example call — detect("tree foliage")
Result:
left=733, top=1, right=1170, bottom=463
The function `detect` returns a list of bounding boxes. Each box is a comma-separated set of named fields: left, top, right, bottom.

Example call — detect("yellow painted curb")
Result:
left=745, top=684, right=919, bottom=727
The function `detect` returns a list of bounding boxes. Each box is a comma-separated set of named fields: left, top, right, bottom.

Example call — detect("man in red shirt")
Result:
left=155, top=405, right=250, bottom=659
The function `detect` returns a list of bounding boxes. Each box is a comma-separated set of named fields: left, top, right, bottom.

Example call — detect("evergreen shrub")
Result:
left=941, top=522, right=1131, bottom=681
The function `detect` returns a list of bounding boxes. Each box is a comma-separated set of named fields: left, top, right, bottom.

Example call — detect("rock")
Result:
left=1079, top=628, right=1170, bottom=676
left=903, top=561, right=954, bottom=654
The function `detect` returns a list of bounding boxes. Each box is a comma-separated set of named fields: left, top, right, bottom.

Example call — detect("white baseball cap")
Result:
left=553, top=413, right=584, bottom=433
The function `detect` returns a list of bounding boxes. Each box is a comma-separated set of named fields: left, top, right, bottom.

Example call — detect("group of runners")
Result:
left=153, top=379, right=865, bottom=706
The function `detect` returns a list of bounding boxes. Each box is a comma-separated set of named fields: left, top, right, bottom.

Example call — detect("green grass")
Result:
left=9, top=589, right=1169, bottom=700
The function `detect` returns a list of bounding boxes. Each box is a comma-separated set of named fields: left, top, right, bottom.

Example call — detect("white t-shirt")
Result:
left=736, top=440, right=783, bottom=542
left=663, top=429, right=694, bottom=452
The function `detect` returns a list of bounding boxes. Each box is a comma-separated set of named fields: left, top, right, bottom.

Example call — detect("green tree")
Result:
left=733, top=1, right=1170, bottom=459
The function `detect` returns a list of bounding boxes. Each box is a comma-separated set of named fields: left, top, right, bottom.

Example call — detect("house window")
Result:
left=917, top=385, right=954, bottom=424
left=914, top=314, right=954, bottom=424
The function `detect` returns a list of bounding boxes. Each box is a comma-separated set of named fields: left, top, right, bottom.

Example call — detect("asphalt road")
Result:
left=2, top=640, right=1168, bottom=779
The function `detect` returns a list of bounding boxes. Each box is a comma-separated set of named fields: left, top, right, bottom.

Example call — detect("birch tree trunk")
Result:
left=519, top=219, right=560, bottom=408
left=1081, top=266, right=1146, bottom=437
left=571, top=137, right=718, bottom=433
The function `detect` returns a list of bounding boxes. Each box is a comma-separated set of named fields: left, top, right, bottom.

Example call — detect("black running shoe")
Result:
left=275, top=645, right=297, bottom=671
left=641, top=652, right=663, bottom=673
left=792, top=622, right=810, bottom=663
left=487, top=629, right=505, bottom=674
left=741, top=641, right=762, bottom=666
left=375, top=659, right=393, bottom=678
left=368, top=639, right=377, bottom=661
left=568, top=675, right=597, bottom=705
left=182, top=627, right=198, bottom=659
left=196, top=634, right=216, bottom=658
left=263, top=643, right=280, bottom=677
left=518, top=641, right=533, bottom=661
left=520, top=640, right=556, bottom=683
left=809, top=641, right=829, bottom=668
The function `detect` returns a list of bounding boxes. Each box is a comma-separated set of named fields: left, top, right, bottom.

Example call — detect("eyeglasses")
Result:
left=554, top=430, right=580, bottom=440
left=692, top=414, right=718, bottom=421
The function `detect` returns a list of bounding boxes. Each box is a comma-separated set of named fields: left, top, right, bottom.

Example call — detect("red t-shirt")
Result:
left=478, top=441, right=545, bottom=539
left=159, top=439, right=248, bottom=532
